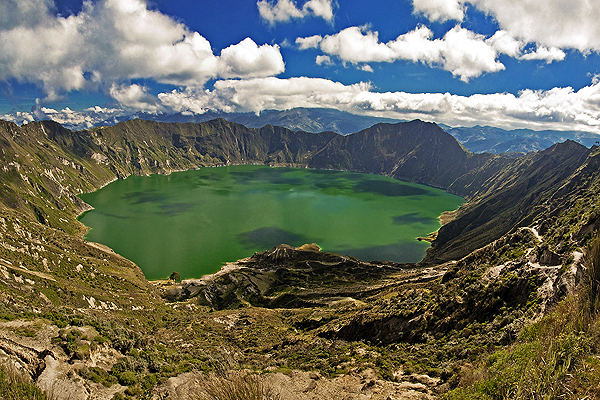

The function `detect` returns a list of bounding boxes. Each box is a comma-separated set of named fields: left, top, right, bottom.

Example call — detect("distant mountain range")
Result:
left=52, top=107, right=599, bottom=154
left=442, top=124, right=600, bottom=154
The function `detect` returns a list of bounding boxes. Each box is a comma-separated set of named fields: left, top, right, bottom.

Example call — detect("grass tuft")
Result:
left=198, top=370, right=280, bottom=400
left=0, top=363, right=47, bottom=400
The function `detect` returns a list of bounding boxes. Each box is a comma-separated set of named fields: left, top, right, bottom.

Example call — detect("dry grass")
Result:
left=198, top=370, right=281, bottom=400
left=583, top=232, right=600, bottom=318
left=0, top=362, right=47, bottom=400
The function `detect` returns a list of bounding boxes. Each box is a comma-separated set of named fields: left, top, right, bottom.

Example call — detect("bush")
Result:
left=169, top=271, right=181, bottom=283
left=118, top=371, right=138, bottom=386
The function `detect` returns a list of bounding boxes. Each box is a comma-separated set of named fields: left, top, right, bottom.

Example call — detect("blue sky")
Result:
left=2, top=0, right=600, bottom=133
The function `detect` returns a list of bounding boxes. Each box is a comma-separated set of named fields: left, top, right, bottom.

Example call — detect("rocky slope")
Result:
left=428, top=140, right=597, bottom=262
left=0, top=117, right=597, bottom=399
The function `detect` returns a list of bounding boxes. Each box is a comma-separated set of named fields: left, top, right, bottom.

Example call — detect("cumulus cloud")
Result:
left=519, top=46, right=566, bottom=63
left=219, top=38, right=285, bottom=78
left=298, top=25, right=569, bottom=81
left=257, top=0, right=334, bottom=24
left=158, top=77, right=372, bottom=115
left=296, top=34, right=323, bottom=50
left=0, top=0, right=284, bottom=105
left=471, top=0, right=600, bottom=52
left=297, top=25, right=504, bottom=81
left=304, top=0, right=334, bottom=21
left=412, top=0, right=465, bottom=22
left=109, top=84, right=164, bottom=113
left=315, top=55, right=333, bottom=65
left=412, top=0, right=600, bottom=53
left=484, top=30, right=521, bottom=58
left=2, top=104, right=128, bottom=130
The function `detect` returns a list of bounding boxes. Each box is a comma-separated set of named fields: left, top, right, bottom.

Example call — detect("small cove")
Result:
left=78, top=165, right=463, bottom=280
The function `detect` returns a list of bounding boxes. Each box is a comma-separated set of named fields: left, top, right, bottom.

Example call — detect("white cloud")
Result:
left=0, top=0, right=53, bottom=30
left=2, top=104, right=127, bottom=130
left=296, top=34, right=323, bottom=50
left=437, top=26, right=504, bottom=80
left=218, top=38, right=285, bottom=78
left=0, top=0, right=284, bottom=104
left=157, top=88, right=239, bottom=115
left=257, top=0, right=334, bottom=24
left=471, top=0, right=600, bottom=52
left=299, top=24, right=573, bottom=80
left=315, top=55, right=332, bottom=65
left=412, top=0, right=465, bottom=22
left=486, top=31, right=565, bottom=63
left=519, top=46, right=566, bottom=63
left=411, top=0, right=600, bottom=54
left=158, top=77, right=372, bottom=115
left=297, top=25, right=505, bottom=81
left=303, top=0, right=334, bottom=21
left=485, top=30, right=522, bottom=57
left=318, top=26, right=397, bottom=63
left=109, top=84, right=164, bottom=113
left=257, top=0, right=304, bottom=24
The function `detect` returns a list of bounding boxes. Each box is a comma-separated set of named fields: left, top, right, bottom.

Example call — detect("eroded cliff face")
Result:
left=0, top=118, right=597, bottom=399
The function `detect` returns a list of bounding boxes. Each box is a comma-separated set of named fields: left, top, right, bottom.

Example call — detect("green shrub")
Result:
left=124, top=384, right=142, bottom=396
left=118, top=371, right=138, bottom=386
left=583, top=233, right=600, bottom=316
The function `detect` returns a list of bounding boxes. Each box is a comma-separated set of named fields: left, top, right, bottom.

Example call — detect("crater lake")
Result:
left=78, top=165, right=463, bottom=280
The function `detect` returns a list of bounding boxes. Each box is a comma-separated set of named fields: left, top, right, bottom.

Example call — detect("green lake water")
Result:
left=78, top=165, right=463, bottom=280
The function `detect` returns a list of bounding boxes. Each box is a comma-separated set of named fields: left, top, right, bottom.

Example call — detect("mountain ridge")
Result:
left=20, top=107, right=600, bottom=155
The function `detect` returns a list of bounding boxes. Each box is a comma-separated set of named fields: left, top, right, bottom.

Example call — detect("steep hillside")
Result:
left=428, top=140, right=595, bottom=262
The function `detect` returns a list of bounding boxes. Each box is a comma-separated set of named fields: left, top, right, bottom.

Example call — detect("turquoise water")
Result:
left=79, top=165, right=463, bottom=280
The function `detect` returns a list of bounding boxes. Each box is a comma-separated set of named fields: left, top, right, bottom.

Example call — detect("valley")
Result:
left=0, top=118, right=598, bottom=399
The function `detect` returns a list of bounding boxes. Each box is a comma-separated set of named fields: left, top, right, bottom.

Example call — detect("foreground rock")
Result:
left=153, top=369, right=437, bottom=400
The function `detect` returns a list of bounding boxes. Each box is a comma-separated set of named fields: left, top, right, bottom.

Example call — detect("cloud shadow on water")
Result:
left=122, top=190, right=167, bottom=204
left=238, top=227, right=313, bottom=250
left=212, top=188, right=232, bottom=196
left=392, top=212, right=431, bottom=225
left=157, top=202, right=196, bottom=216
left=96, top=211, right=132, bottom=220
